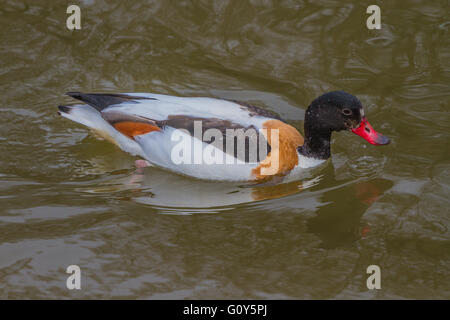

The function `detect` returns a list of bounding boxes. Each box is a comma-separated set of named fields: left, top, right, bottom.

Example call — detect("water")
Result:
left=0, top=0, right=449, bottom=299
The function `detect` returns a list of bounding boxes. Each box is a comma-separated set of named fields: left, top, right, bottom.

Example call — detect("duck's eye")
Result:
left=342, top=108, right=352, bottom=116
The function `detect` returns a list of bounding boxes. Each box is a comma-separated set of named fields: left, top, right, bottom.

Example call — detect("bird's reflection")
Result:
left=306, top=175, right=393, bottom=248
left=90, top=160, right=392, bottom=248
left=122, top=164, right=324, bottom=209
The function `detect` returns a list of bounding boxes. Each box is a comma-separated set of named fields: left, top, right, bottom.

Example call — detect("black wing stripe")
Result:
left=227, top=99, right=284, bottom=121
left=66, top=92, right=155, bottom=111
left=157, top=115, right=270, bottom=163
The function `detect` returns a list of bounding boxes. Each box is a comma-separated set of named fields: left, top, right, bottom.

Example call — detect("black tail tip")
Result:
left=66, top=91, right=82, bottom=98
left=58, top=105, right=71, bottom=115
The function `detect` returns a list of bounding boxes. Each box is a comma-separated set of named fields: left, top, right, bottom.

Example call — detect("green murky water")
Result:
left=0, top=0, right=449, bottom=299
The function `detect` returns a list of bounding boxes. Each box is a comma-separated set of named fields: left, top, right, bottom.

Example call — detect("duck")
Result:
left=58, top=90, right=389, bottom=182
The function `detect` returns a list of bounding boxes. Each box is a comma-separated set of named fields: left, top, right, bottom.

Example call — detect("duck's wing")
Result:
left=66, top=92, right=281, bottom=126
left=62, top=91, right=279, bottom=154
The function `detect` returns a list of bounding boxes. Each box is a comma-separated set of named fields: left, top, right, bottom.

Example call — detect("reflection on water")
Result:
left=0, top=0, right=449, bottom=299
left=68, top=158, right=394, bottom=252
left=91, top=165, right=323, bottom=210
left=307, top=178, right=393, bottom=249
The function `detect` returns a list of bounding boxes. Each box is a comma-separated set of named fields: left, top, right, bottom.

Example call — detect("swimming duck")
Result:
left=58, top=90, right=389, bottom=181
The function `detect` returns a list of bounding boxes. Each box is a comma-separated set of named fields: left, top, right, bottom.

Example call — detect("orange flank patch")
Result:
left=113, top=121, right=160, bottom=139
left=252, top=120, right=304, bottom=181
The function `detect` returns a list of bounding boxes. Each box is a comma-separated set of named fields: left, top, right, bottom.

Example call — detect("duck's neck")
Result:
left=297, top=122, right=332, bottom=160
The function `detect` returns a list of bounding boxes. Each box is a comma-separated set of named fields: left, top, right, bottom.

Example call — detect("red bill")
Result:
left=351, top=117, right=390, bottom=145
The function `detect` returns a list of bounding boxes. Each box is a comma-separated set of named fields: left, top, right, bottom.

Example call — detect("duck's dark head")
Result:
left=298, top=91, right=390, bottom=160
